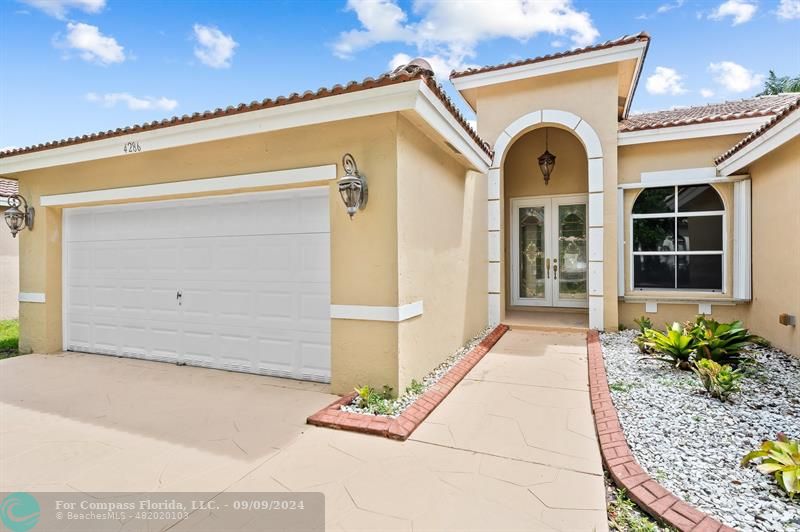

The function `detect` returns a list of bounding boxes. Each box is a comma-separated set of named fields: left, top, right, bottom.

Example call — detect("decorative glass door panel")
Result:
left=511, top=195, right=588, bottom=308
left=553, top=199, right=588, bottom=307
left=518, top=205, right=547, bottom=302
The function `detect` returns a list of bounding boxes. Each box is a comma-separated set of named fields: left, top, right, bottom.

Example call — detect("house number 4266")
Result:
left=123, top=141, right=142, bottom=154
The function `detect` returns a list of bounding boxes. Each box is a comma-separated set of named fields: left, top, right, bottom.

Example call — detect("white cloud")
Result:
left=700, top=88, right=715, bottom=98
left=777, top=0, right=800, bottom=19
left=21, top=0, right=104, bottom=19
left=657, top=0, right=685, bottom=14
left=193, top=24, right=237, bottom=68
left=709, top=61, right=764, bottom=92
left=335, top=0, right=599, bottom=76
left=709, top=0, right=757, bottom=25
left=86, top=92, right=178, bottom=111
left=646, top=66, right=687, bottom=95
left=63, top=22, right=125, bottom=64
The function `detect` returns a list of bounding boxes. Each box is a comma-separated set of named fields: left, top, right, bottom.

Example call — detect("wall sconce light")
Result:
left=4, top=194, right=34, bottom=238
left=338, top=153, right=368, bottom=219
left=537, top=128, right=556, bottom=186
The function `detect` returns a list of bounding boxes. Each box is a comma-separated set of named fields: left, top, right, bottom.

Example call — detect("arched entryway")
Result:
left=487, top=110, right=605, bottom=330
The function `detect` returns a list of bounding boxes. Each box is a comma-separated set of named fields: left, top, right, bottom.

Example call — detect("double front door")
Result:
left=511, top=195, right=588, bottom=308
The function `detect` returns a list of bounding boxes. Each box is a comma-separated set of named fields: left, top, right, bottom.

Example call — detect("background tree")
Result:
left=757, top=71, right=800, bottom=95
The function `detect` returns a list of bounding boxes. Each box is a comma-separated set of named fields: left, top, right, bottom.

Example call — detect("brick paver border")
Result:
left=587, top=330, right=735, bottom=532
left=308, top=324, right=510, bottom=441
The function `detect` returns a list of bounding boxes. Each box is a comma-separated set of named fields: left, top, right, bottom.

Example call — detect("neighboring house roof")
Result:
left=715, top=95, right=800, bottom=169
left=0, top=178, right=18, bottom=198
left=0, top=65, right=492, bottom=160
left=449, top=32, right=650, bottom=79
left=619, top=94, right=799, bottom=132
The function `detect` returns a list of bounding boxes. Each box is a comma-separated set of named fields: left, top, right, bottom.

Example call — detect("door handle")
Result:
left=553, top=261, right=558, bottom=280
left=177, top=290, right=183, bottom=306
left=545, top=258, right=550, bottom=279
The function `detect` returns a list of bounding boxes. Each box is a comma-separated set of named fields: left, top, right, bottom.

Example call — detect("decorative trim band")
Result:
left=19, top=292, right=46, bottom=303
left=330, top=301, right=424, bottom=322
left=40, top=165, right=336, bottom=207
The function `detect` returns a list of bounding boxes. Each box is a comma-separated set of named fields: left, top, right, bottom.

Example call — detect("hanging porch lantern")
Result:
left=538, top=128, right=556, bottom=186
left=4, top=194, right=34, bottom=238
left=338, top=153, right=368, bottom=219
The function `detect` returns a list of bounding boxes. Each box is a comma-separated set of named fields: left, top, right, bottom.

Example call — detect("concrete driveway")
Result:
left=0, top=329, right=606, bottom=531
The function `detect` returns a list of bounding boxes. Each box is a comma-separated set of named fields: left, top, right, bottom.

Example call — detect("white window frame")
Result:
left=629, top=184, right=727, bottom=294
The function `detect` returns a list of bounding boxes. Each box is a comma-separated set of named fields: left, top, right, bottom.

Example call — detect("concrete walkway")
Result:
left=0, top=329, right=605, bottom=531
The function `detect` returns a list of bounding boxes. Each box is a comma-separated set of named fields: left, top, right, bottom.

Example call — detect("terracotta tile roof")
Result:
left=0, top=65, right=492, bottom=161
left=0, top=178, right=18, bottom=198
left=449, top=32, right=650, bottom=79
left=619, top=94, right=799, bottom=132
left=715, top=95, right=800, bottom=165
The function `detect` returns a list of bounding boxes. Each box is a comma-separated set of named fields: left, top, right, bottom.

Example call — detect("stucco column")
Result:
left=18, top=197, right=63, bottom=354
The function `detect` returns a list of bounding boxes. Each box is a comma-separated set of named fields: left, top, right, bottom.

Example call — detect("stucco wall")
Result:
left=473, top=63, right=622, bottom=327
left=617, top=135, right=744, bottom=184
left=503, top=127, right=588, bottom=309
left=0, top=206, right=19, bottom=319
left=396, top=115, right=487, bottom=392
left=11, top=114, right=403, bottom=393
left=746, top=136, right=800, bottom=355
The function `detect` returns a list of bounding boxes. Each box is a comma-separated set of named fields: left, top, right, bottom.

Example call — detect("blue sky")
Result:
left=1, top=0, right=798, bottom=150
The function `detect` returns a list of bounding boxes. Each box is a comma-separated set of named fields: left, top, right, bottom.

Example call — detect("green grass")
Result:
left=609, top=381, right=634, bottom=393
left=608, top=486, right=670, bottom=532
left=0, top=319, right=20, bottom=359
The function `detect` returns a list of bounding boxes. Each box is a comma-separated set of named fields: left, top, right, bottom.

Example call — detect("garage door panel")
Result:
left=64, top=187, right=331, bottom=382
left=149, top=326, right=181, bottom=362
left=119, top=285, right=149, bottom=319
left=119, top=324, right=148, bottom=358
left=298, top=334, right=331, bottom=382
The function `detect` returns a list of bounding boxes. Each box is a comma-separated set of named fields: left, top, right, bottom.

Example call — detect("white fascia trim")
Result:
left=717, top=109, right=800, bottom=176
left=19, top=292, right=46, bottom=303
left=40, top=165, right=335, bottom=207
left=330, top=301, right=424, bottom=322
left=451, top=41, right=647, bottom=92
left=640, top=167, right=717, bottom=185
left=618, top=116, right=769, bottom=146
left=0, top=82, right=422, bottom=174
left=415, top=83, right=491, bottom=172
left=623, top=48, right=647, bottom=119
left=618, top=174, right=749, bottom=189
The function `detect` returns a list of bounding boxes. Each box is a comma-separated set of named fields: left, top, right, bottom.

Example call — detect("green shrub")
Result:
left=645, top=322, right=696, bottom=370
left=742, top=434, right=800, bottom=498
left=405, top=378, right=424, bottom=396
left=692, top=359, right=743, bottom=401
left=0, top=320, right=19, bottom=359
left=353, top=385, right=395, bottom=415
left=690, top=316, right=758, bottom=367
left=633, top=315, right=653, bottom=334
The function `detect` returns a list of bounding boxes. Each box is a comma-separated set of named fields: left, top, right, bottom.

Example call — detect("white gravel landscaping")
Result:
left=601, top=329, right=800, bottom=532
left=341, top=326, right=492, bottom=417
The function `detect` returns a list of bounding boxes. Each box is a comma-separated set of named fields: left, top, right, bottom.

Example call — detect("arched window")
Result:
left=632, top=185, right=724, bottom=291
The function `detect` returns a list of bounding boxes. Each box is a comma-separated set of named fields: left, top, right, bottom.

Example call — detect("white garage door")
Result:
left=63, top=187, right=331, bottom=382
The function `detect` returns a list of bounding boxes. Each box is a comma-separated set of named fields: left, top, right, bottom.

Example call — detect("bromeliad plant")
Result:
left=642, top=322, right=697, bottom=370
left=633, top=316, right=655, bottom=354
left=692, top=358, right=743, bottom=401
left=742, top=434, right=800, bottom=499
left=690, top=316, right=760, bottom=367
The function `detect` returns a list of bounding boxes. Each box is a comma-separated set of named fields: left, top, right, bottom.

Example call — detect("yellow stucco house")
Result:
left=1, top=33, right=798, bottom=394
